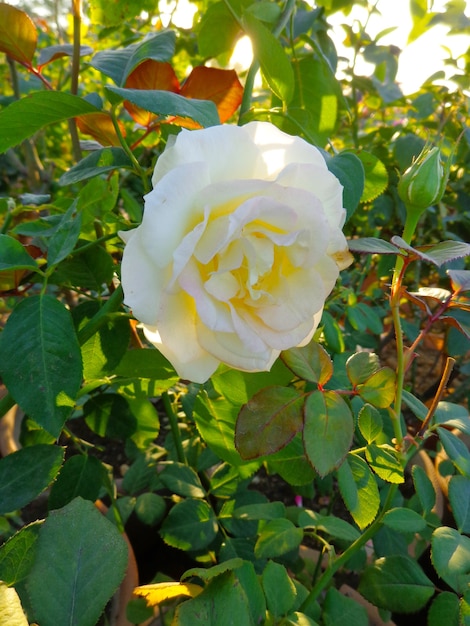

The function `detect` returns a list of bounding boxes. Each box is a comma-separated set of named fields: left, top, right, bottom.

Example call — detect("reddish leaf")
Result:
left=282, top=341, right=333, bottom=386
left=235, top=386, right=304, bottom=460
left=0, top=3, right=37, bottom=65
left=76, top=113, right=124, bottom=147
left=180, top=67, right=243, bottom=123
left=124, top=59, right=180, bottom=127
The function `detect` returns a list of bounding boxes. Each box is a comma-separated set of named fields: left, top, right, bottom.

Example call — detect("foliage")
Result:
left=0, top=0, right=469, bottom=625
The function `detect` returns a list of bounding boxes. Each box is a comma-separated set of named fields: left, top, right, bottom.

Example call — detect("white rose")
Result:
left=120, top=121, right=352, bottom=383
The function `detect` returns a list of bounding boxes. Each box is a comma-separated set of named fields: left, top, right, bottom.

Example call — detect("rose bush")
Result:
left=120, top=121, right=353, bottom=382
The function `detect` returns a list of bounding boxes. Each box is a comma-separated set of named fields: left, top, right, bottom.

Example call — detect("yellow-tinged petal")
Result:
left=133, top=581, right=203, bottom=605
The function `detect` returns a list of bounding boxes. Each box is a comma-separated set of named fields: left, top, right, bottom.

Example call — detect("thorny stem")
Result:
left=162, top=392, right=187, bottom=465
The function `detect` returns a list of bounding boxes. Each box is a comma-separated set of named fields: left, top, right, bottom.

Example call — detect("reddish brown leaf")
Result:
left=76, top=113, right=124, bottom=147
left=180, top=66, right=243, bottom=123
left=123, top=59, right=180, bottom=127
left=0, top=3, right=37, bottom=66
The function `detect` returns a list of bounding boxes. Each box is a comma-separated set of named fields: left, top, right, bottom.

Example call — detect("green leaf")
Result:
left=107, top=86, right=220, bottom=128
left=0, top=582, right=29, bottom=626
left=350, top=150, right=388, bottom=203
left=114, top=348, right=177, bottom=382
left=358, top=404, right=383, bottom=444
left=75, top=304, right=130, bottom=381
left=323, top=587, right=368, bottom=626
left=282, top=342, right=333, bottom=385
left=0, top=522, right=42, bottom=585
left=160, top=499, right=218, bottom=551
left=347, top=237, right=402, bottom=255
left=233, top=501, right=285, bottom=521
left=266, top=434, right=316, bottom=486
left=0, top=444, right=64, bottom=515
left=431, top=526, right=470, bottom=594
left=84, top=393, right=137, bottom=439
left=365, top=444, right=404, bottom=484
left=254, top=519, right=303, bottom=559
left=417, top=241, right=470, bottom=267
left=197, top=1, right=241, bottom=59
left=195, top=392, right=260, bottom=472
left=28, top=497, right=128, bottom=626
left=235, top=386, right=304, bottom=460
left=356, top=367, right=396, bottom=408
left=261, top=561, right=297, bottom=618
left=382, top=507, right=427, bottom=533
left=346, top=352, right=380, bottom=386
left=211, top=360, right=292, bottom=406
left=52, top=245, right=114, bottom=291
left=48, top=455, right=106, bottom=510
left=0, top=92, right=99, bottom=154
left=90, top=31, right=175, bottom=83
left=242, top=12, right=294, bottom=103
left=428, top=592, right=460, bottom=626
left=0, top=295, right=82, bottom=436
left=448, top=475, right=470, bottom=533
left=299, top=510, right=360, bottom=542
left=134, top=493, right=166, bottom=526
left=434, top=401, right=470, bottom=435
left=174, top=571, right=254, bottom=625
left=437, top=427, right=470, bottom=477
left=38, top=43, right=93, bottom=68
left=303, top=391, right=354, bottom=476
left=337, top=454, right=380, bottom=529
left=412, top=464, right=436, bottom=515
left=0, top=234, right=38, bottom=271
left=59, top=148, right=134, bottom=186
left=182, top=559, right=244, bottom=583
left=326, top=152, right=364, bottom=221
left=46, top=201, right=82, bottom=268
left=159, top=463, right=206, bottom=498
left=358, top=555, right=434, bottom=613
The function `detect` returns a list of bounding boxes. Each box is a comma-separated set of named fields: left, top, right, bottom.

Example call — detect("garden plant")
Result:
left=0, top=0, right=470, bottom=624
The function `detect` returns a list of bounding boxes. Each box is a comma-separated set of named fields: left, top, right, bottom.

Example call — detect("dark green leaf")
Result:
left=242, top=12, right=295, bottom=103
left=160, top=499, right=218, bottom=551
left=337, top=454, right=379, bottom=529
left=235, top=386, right=304, bottom=460
left=254, top=518, right=303, bottom=559
left=323, top=587, right=368, bottom=626
left=261, top=561, right=296, bottom=618
left=0, top=522, right=41, bottom=585
left=0, top=92, right=99, bottom=154
left=174, top=571, right=254, bottom=625
left=0, top=234, right=38, bottom=271
left=46, top=201, right=82, bottom=268
left=437, top=427, right=470, bottom=477
left=412, top=463, right=436, bottom=515
left=282, top=341, right=333, bottom=385
left=0, top=295, right=82, bottom=436
left=431, top=526, right=470, bottom=594
left=326, top=152, right=364, bottom=221
left=303, top=390, right=354, bottom=476
left=159, top=463, right=206, bottom=498
left=38, top=44, right=93, bottom=68
left=427, top=592, right=460, bottom=626
left=52, top=245, right=114, bottom=291
left=28, top=497, right=128, bottom=626
left=84, top=393, right=137, bottom=439
left=382, top=507, right=427, bottom=533
left=107, top=86, right=220, bottom=128
left=266, top=434, right=316, bottom=486
left=134, top=493, right=166, bottom=526
left=448, top=475, right=470, bottom=533
left=0, top=445, right=63, bottom=514
left=348, top=237, right=401, bottom=255
left=358, top=555, right=434, bottom=613
left=59, top=148, right=134, bottom=186
left=48, top=455, right=106, bottom=510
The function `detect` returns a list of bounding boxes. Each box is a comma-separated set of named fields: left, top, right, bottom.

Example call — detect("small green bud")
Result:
left=397, top=146, right=448, bottom=216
